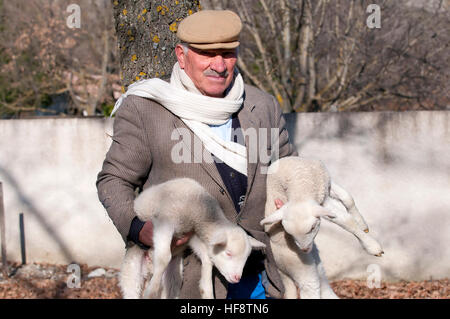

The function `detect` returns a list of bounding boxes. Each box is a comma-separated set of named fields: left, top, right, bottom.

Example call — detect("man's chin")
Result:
left=202, top=86, right=228, bottom=98
left=201, top=78, right=231, bottom=96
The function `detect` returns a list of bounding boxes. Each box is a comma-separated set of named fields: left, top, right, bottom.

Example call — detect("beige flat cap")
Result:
left=177, top=10, right=242, bottom=50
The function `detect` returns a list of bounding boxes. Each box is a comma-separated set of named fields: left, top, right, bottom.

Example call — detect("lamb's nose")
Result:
left=232, top=275, right=241, bottom=282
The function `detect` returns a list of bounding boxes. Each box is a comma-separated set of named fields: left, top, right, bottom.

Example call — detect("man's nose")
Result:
left=210, top=55, right=226, bottom=74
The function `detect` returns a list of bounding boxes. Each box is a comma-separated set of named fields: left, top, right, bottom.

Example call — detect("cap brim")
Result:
left=188, top=41, right=240, bottom=50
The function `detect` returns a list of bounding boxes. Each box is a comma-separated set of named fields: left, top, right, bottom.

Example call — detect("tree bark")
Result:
left=112, top=0, right=201, bottom=90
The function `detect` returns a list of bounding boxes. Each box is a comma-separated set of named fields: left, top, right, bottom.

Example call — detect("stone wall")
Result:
left=0, top=111, right=449, bottom=281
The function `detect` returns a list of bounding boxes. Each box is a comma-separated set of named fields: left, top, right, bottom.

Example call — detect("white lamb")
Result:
left=120, top=178, right=266, bottom=299
left=260, top=156, right=383, bottom=299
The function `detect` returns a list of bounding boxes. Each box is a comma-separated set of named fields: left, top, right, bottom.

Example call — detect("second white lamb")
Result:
left=261, top=156, right=383, bottom=299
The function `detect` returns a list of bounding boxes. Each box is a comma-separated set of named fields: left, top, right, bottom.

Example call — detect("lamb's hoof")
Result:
left=375, top=251, right=384, bottom=257
left=364, top=228, right=369, bottom=233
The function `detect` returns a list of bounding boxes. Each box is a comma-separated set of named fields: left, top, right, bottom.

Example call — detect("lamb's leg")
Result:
left=189, top=235, right=214, bottom=299
left=323, top=197, right=384, bottom=256
left=140, top=250, right=154, bottom=297
left=296, top=274, right=321, bottom=299
left=288, top=246, right=321, bottom=299
left=329, top=182, right=369, bottom=232
left=310, top=245, right=339, bottom=299
left=278, top=270, right=299, bottom=299
left=120, top=245, right=147, bottom=299
left=161, top=255, right=183, bottom=299
left=142, top=221, right=174, bottom=299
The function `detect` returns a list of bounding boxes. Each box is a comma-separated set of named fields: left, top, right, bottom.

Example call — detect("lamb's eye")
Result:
left=225, top=251, right=232, bottom=257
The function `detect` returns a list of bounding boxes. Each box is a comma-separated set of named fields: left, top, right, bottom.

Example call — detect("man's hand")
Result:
left=171, top=231, right=194, bottom=249
left=274, top=198, right=284, bottom=210
left=138, top=221, right=154, bottom=247
left=138, top=220, right=194, bottom=250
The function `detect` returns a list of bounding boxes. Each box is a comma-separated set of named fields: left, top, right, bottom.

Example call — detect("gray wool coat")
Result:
left=96, top=84, right=298, bottom=298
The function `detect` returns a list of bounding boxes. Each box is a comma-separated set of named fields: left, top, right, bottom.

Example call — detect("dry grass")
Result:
left=0, top=262, right=448, bottom=299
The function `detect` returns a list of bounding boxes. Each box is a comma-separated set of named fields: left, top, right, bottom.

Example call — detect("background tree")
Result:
left=202, top=0, right=449, bottom=112
left=112, top=0, right=201, bottom=90
left=0, top=0, right=202, bottom=118
left=0, top=0, right=119, bottom=118
left=0, top=0, right=447, bottom=117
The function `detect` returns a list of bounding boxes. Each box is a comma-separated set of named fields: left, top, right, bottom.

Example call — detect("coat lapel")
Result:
left=238, top=95, right=261, bottom=212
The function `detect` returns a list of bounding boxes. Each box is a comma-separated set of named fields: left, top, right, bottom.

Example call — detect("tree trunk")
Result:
left=293, top=0, right=312, bottom=112
left=112, top=0, right=201, bottom=90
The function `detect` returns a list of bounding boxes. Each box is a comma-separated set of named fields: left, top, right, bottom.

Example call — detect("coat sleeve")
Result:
left=269, top=95, right=299, bottom=159
left=96, top=96, right=152, bottom=244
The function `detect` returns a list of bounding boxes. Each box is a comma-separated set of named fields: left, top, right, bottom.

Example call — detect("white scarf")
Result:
left=111, top=63, right=248, bottom=176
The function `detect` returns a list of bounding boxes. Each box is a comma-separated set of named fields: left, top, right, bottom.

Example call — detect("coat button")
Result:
left=219, top=188, right=225, bottom=195
left=230, top=172, right=235, bottom=178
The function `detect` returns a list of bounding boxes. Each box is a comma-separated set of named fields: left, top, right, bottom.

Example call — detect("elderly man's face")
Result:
left=175, top=45, right=238, bottom=98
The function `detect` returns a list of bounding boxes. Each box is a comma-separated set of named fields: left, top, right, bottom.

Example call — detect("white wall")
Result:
left=0, top=112, right=449, bottom=282
left=0, top=118, right=121, bottom=268
left=284, top=111, right=450, bottom=281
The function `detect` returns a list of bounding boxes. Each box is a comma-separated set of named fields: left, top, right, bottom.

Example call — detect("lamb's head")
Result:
left=260, top=200, right=336, bottom=253
left=208, top=227, right=265, bottom=284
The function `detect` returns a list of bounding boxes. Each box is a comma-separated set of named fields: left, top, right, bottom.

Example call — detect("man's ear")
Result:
left=260, top=205, right=286, bottom=226
left=175, top=44, right=186, bottom=69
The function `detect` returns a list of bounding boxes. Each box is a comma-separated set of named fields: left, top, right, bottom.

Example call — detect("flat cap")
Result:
left=177, top=10, right=242, bottom=50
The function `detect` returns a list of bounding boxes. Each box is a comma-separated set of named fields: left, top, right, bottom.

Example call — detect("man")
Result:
left=97, top=10, right=297, bottom=298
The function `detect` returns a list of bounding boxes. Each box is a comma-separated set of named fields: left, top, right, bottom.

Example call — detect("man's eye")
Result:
left=222, top=52, right=235, bottom=58
left=200, top=51, right=216, bottom=57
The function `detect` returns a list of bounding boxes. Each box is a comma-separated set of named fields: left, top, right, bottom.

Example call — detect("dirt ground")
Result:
left=0, top=262, right=448, bottom=299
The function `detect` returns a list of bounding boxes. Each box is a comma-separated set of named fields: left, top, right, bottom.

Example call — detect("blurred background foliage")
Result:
left=0, top=0, right=448, bottom=118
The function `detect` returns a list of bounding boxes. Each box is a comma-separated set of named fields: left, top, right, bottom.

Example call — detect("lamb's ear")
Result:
left=248, top=236, right=266, bottom=249
left=210, top=231, right=228, bottom=247
left=260, top=206, right=286, bottom=226
left=313, top=206, right=336, bottom=219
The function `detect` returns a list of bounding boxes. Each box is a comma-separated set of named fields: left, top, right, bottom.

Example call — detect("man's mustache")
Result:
left=203, top=69, right=229, bottom=78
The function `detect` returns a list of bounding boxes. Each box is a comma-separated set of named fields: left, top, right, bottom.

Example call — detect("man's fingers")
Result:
left=172, top=231, right=194, bottom=248
left=175, top=237, right=188, bottom=246
left=274, top=198, right=284, bottom=209
left=176, top=231, right=194, bottom=245
left=139, top=221, right=154, bottom=247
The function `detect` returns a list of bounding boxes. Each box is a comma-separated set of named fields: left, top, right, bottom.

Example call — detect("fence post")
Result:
left=0, top=182, right=8, bottom=277
left=19, top=213, right=26, bottom=265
